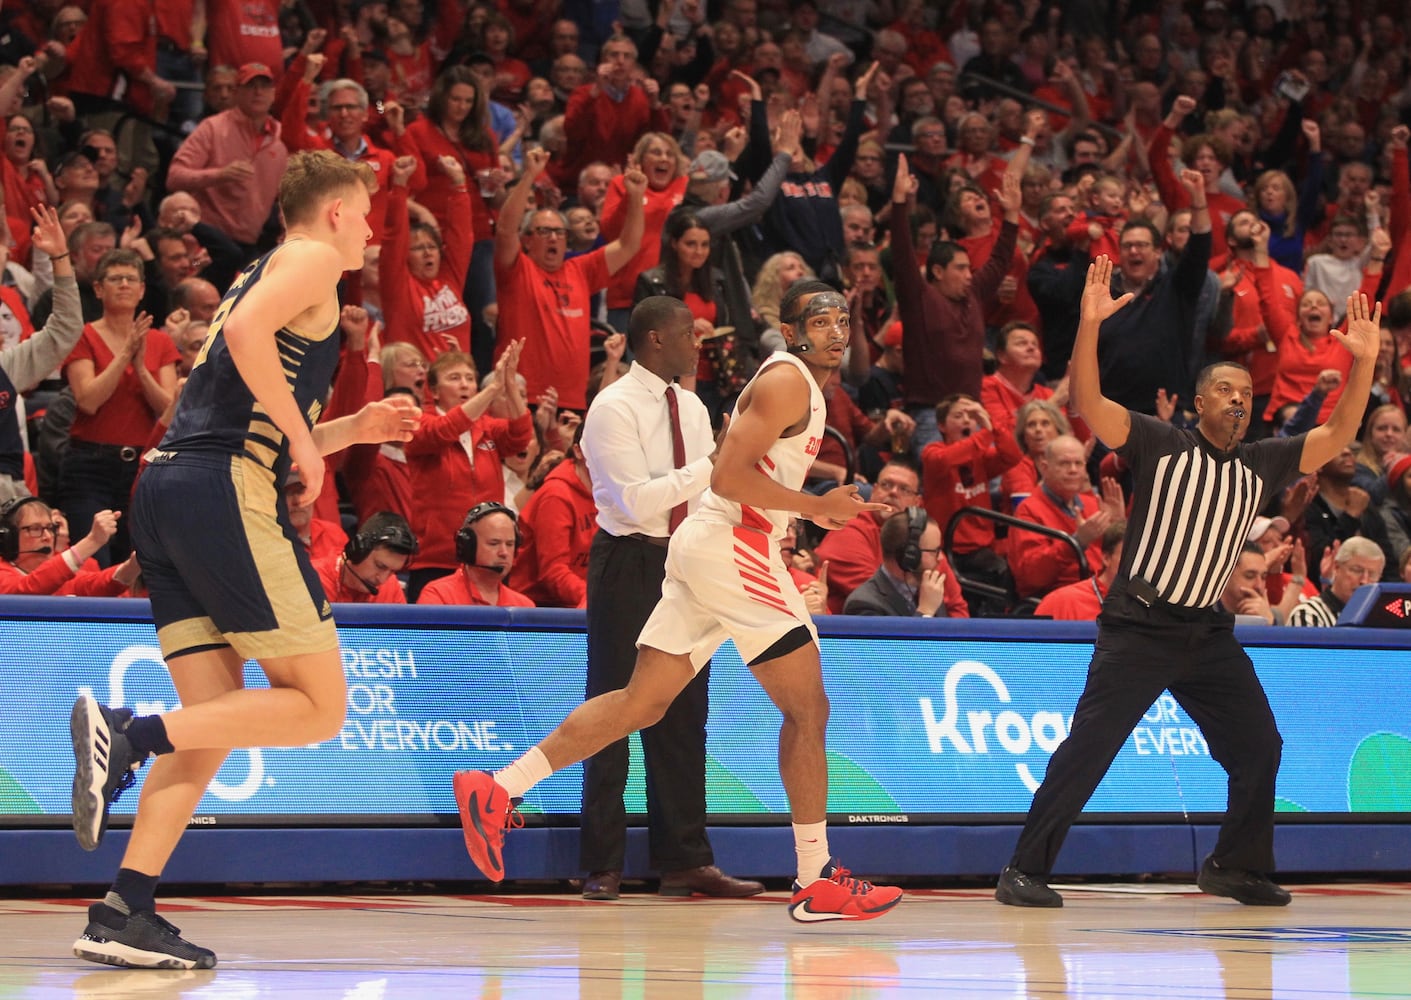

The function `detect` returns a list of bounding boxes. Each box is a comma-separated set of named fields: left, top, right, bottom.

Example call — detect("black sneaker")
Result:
left=73, top=902, right=218, bottom=969
left=1197, top=857, right=1291, bottom=906
left=995, top=865, right=1063, bottom=907
left=70, top=695, right=143, bottom=851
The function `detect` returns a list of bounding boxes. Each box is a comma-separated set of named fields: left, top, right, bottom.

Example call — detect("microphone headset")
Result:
left=454, top=501, right=521, bottom=576
left=899, top=507, right=929, bottom=575
left=0, top=496, right=52, bottom=562
left=342, top=512, right=420, bottom=594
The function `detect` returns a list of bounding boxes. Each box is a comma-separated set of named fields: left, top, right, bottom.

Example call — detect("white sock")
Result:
left=493, top=746, right=553, bottom=799
left=793, top=820, right=830, bottom=885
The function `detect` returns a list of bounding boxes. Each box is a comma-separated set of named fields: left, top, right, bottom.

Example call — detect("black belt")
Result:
left=70, top=440, right=140, bottom=462
left=626, top=533, right=670, bottom=548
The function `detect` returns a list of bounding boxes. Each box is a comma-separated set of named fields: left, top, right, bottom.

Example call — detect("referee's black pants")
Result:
left=579, top=530, right=714, bottom=874
left=1011, top=593, right=1283, bottom=876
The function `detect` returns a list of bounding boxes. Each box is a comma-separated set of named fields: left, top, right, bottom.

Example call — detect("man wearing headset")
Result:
left=416, top=502, right=534, bottom=607
left=841, top=508, right=968, bottom=617
left=313, top=511, right=418, bottom=604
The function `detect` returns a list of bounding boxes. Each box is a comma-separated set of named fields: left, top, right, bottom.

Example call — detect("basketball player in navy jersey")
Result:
left=68, top=150, right=421, bottom=969
left=454, top=280, right=906, bottom=922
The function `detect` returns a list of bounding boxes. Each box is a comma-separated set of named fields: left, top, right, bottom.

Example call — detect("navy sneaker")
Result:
left=70, top=695, right=143, bottom=851
left=73, top=902, right=217, bottom=970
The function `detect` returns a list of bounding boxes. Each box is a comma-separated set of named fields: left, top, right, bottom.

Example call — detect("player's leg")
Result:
left=72, top=646, right=245, bottom=970
left=1171, top=631, right=1289, bottom=906
left=747, top=632, right=903, bottom=922
left=454, top=644, right=699, bottom=881
left=1000, top=625, right=1172, bottom=907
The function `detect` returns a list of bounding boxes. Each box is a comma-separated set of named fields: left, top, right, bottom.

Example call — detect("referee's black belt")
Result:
left=69, top=439, right=140, bottom=463
left=625, top=532, right=670, bottom=548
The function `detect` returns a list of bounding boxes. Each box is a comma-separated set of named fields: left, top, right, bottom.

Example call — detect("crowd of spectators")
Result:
left=2, top=0, right=1411, bottom=626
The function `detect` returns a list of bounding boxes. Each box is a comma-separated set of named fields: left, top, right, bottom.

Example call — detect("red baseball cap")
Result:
left=883, top=321, right=903, bottom=349
left=237, top=63, right=274, bottom=86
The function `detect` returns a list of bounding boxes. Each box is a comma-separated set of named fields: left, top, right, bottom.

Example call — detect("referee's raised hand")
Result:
left=1080, top=255, right=1134, bottom=324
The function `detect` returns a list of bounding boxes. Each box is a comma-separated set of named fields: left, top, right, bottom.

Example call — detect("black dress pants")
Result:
left=1011, top=592, right=1283, bottom=876
left=579, top=530, right=714, bottom=874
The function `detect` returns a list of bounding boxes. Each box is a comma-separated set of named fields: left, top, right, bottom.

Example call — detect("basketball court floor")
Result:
left=2, top=881, right=1409, bottom=998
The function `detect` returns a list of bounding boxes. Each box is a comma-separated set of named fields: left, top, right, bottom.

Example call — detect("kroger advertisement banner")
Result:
left=2, top=602, right=1408, bottom=825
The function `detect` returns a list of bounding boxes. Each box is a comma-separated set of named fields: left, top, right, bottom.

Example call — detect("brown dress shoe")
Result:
left=659, top=865, right=765, bottom=898
left=582, top=871, right=622, bottom=900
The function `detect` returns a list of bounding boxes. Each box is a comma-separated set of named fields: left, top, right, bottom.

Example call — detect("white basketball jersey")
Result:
left=694, top=350, right=826, bottom=541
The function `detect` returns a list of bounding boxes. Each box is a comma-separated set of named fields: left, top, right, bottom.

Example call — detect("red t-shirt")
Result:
left=494, top=248, right=611, bottom=411
left=207, top=0, right=283, bottom=82
left=417, top=569, right=535, bottom=607
left=65, top=325, right=179, bottom=446
left=1034, top=575, right=1107, bottom=620
left=600, top=174, right=686, bottom=309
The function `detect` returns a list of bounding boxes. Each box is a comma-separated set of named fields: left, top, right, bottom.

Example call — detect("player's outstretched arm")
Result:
left=1069, top=254, right=1134, bottom=449
left=1300, top=292, right=1381, bottom=472
left=711, top=364, right=888, bottom=528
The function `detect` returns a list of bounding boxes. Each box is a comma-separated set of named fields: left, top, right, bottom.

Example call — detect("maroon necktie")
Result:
left=665, top=385, right=688, bottom=534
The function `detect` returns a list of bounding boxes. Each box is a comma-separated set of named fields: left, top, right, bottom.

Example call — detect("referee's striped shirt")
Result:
left=1115, top=414, right=1306, bottom=609
left=1286, top=593, right=1342, bottom=627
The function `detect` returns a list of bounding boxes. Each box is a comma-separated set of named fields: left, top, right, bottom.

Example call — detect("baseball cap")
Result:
left=688, top=150, right=732, bottom=183
left=237, top=63, right=275, bottom=86
left=1247, top=515, right=1290, bottom=543
left=883, top=321, right=903, bottom=349
left=54, top=148, right=96, bottom=175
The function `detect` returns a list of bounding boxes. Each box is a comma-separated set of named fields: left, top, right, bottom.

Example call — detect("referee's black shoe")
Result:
left=995, top=865, right=1063, bottom=907
left=70, top=695, right=143, bottom=851
left=1197, top=857, right=1292, bottom=906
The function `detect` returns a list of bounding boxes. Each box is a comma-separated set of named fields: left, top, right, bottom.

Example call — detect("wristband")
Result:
left=50, top=252, right=70, bottom=260
left=1018, top=136, right=1036, bottom=146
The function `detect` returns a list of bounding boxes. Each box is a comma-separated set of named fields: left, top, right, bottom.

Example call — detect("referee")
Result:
left=575, top=296, right=763, bottom=901
left=995, top=249, right=1383, bottom=909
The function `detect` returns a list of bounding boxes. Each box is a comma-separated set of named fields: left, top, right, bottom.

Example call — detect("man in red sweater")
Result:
left=814, top=458, right=922, bottom=613
left=1008, top=435, right=1123, bottom=599
left=891, top=154, right=1021, bottom=447
left=508, top=450, right=597, bottom=608
left=418, top=502, right=535, bottom=607
left=560, top=35, right=652, bottom=182
left=313, top=512, right=417, bottom=605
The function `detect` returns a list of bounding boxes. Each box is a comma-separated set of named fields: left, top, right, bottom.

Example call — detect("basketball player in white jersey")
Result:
left=454, top=281, right=904, bottom=921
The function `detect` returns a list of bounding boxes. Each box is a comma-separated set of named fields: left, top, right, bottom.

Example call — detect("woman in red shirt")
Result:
left=61, top=248, right=178, bottom=565
left=1001, top=399, right=1071, bottom=512
left=404, top=66, right=500, bottom=370
left=634, top=211, right=744, bottom=422
left=601, top=131, right=688, bottom=331
left=403, top=344, right=533, bottom=601
left=380, top=153, right=473, bottom=361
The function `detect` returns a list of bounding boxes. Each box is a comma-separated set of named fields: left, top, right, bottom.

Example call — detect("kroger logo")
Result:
left=94, top=646, right=266, bottom=802
left=918, top=660, right=1071, bottom=792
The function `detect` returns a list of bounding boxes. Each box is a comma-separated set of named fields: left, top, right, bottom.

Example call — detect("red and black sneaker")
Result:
left=788, top=859, right=903, bottom=923
left=452, top=770, right=521, bottom=881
